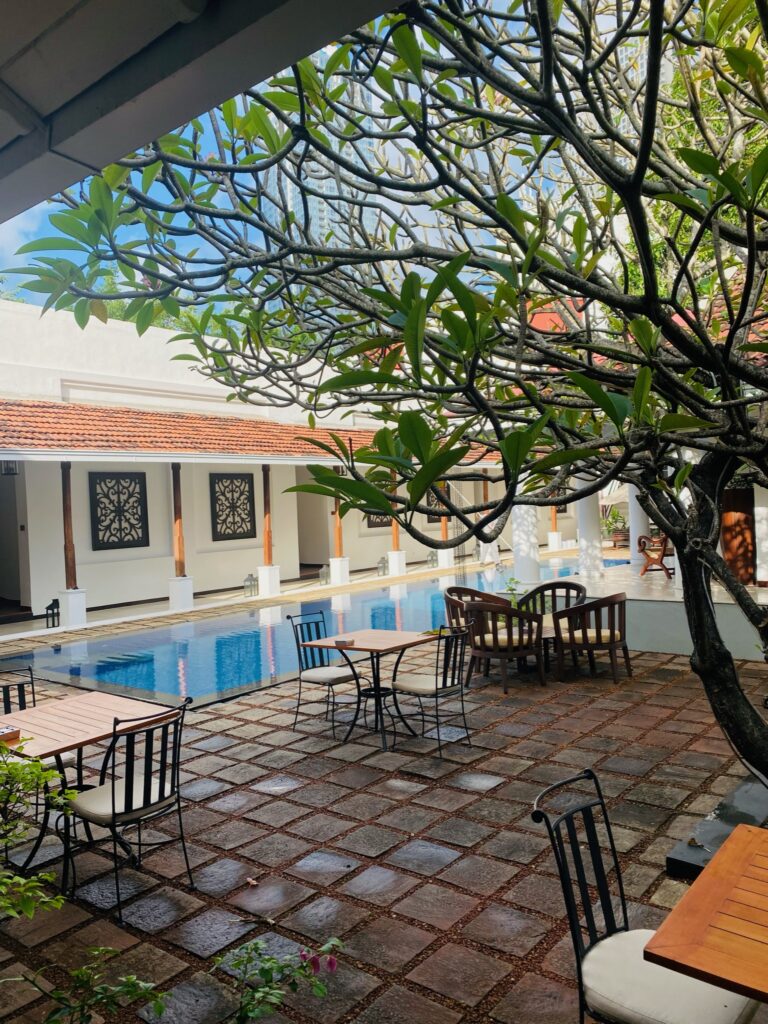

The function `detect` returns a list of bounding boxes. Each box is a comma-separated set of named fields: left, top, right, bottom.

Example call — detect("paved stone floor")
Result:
left=4, top=648, right=768, bottom=1024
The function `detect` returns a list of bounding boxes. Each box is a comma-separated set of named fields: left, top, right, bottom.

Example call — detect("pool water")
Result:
left=3, top=559, right=628, bottom=704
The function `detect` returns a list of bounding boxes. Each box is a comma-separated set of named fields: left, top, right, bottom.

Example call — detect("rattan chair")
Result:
left=390, top=627, right=470, bottom=755
left=287, top=611, right=363, bottom=739
left=61, top=698, right=193, bottom=920
left=532, top=770, right=758, bottom=1024
left=552, top=592, right=631, bottom=684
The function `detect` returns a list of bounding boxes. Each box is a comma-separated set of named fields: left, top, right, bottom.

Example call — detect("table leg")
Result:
left=371, top=653, right=389, bottom=751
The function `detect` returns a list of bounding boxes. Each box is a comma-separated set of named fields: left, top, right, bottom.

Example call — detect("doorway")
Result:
left=721, top=487, right=756, bottom=585
left=0, top=471, right=30, bottom=623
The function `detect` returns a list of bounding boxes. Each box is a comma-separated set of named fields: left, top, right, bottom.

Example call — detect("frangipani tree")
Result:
left=14, top=0, right=768, bottom=775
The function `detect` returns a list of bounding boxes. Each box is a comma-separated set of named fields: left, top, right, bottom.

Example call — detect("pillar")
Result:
left=512, top=504, right=541, bottom=586
left=628, top=483, right=650, bottom=566
left=437, top=493, right=454, bottom=568
left=329, top=492, right=350, bottom=585
left=755, top=486, right=768, bottom=583
left=548, top=504, right=562, bottom=551
left=59, top=461, right=86, bottom=627
left=169, top=462, right=194, bottom=611
left=577, top=490, right=604, bottom=577
left=259, top=465, right=281, bottom=596
left=388, top=471, right=405, bottom=575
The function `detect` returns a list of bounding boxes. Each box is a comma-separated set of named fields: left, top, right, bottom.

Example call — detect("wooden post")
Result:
left=550, top=505, right=558, bottom=532
left=262, top=465, right=273, bottom=566
left=61, top=461, right=77, bottom=590
left=440, top=483, right=449, bottom=542
left=390, top=471, right=400, bottom=551
left=482, top=475, right=489, bottom=505
left=171, top=462, right=186, bottom=577
left=333, top=498, right=344, bottom=558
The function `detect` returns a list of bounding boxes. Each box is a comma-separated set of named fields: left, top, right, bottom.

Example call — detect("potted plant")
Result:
left=601, top=507, right=629, bottom=548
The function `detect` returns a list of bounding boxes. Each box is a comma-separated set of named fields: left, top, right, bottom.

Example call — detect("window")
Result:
left=210, top=473, right=256, bottom=541
left=89, top=472, right=149, bottom=550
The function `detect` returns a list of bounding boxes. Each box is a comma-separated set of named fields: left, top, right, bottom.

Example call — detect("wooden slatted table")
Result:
left=3, top=690, right=170, bottom=760
left=644, top=823, right=768, bottom=1001
left=302, top=629, right=439, bottom=750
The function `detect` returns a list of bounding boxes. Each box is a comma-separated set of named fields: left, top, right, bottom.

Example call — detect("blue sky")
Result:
left=0, top=201, right=51, bottom=301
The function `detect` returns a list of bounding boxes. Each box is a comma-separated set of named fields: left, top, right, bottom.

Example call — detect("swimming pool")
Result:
left=2, top=559, right=628, bottom=705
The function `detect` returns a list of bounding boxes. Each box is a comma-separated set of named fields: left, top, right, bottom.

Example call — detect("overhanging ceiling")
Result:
left=0, top=0, right=391, bottom=224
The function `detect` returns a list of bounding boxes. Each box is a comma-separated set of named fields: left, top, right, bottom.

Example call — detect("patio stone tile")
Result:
left=491, top=972, right=580, bottom=1024
left=479, top=829, right=549, bottom=864
left=192, top=733, right=240, bottom=752
left=245, top=800, right=310, bottom=827
left=138, top=972, right=238, bottom=1024
left=352, top=985, right=462, bottom=1024
left=462, top=902, right=550, bottom=956
left=142, top=840, right=217, bottom=879
left=184, top=753, right=237, bottom=776
left=479, top=756, right=534, bottom=776
left=119, top=886, right=204, bottom=933
left=326, top=765, right=385, bottom=788
left=609, top=800, right=671, bottom=831
left=339, top=866, right=420, bottom=906
left=400, top=757, right=456, bottom=780
left=288, top=849, right=362, bottom=885
left=226, top=741, right=272, bottom=760
left=335, top=825, right=403, bottom=857
left=289, top=813, right=357, bottom=842
left=240, top=832, right=313, bottom=867
left=229, top=875, right=315, bottom=917
left=101, top=942, right=187, bottom=989
left=627, top=783, right=690, bottom=808
left=376, top=806, right=442, bottom=833
left=503, top=873, right=565, bottom=912
left=161, top=806, right=227, bottom=836
left=165, top=908, right=255, bottom=958
left=290, top=782, right=352, bottom=807
left=363, top=752, right=415, bottom=771
left=385, top=840, right=461, bottom=875
left=620, top=862, right=661, bottom=898
left=291, top=756, right=345, bottom=779
left=206, top=790, right=271, bottom=815
left=180, top=777, right=232, bottom=801
left=598, top=755, right=654, bottom=776
left=651, top=877, right=690, bottom=909
left=437, top=855, right=518, bottom=896
left=2, top=902, right=90, bottom=947
left=407, top=942, right=509, bottom=1006
left=414, top=788, right=477, bottom=811
left=425, top=817, right=494, bottom=847
left=462, top=798, right=525, bottom=826
left=368, top=778, right=427, bottom=800
left=0, top=962, right=47, bottom=1019
left=251, top=773, right=306, bottom=796
left=450, top=771, right=506, bottom=793
left=281, top=896, right=371, bottom=940
left=75, top=868, right=158, bottom=910
left=192, top=857, right=256, bottom=897
left=392, top=883, right=478, bottom=929
left=256, top=749, right=306, bottom=769
left=335, top=794, right=398, bottom=819
left=344, top=918, right=435, bottom=972
left=204, top=819, right=266, bottom=850
left=285, top=960, right=380, bottom=1024
left=215, top=761, right=269, bottom=784
left=44, top=919, right=138, bottom=968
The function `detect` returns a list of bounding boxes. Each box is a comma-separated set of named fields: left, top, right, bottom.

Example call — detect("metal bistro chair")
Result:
left=532, top=770, right=758, bottom=1024
left=287, top=611, right=363, bottom=740
left=390, top=626, right=470, bottom=755
left=60, top=698, right=193, bottom=921
left=518, top=580, right=587, bottom=670
left=552, top=592, right=631, bottom=685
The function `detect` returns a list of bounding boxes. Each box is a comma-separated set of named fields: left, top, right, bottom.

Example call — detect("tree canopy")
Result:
left=13, top=0, right=768, bottom=776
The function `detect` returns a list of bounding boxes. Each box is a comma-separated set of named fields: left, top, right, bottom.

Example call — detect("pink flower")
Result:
left=300, top=950, right=310, bottom=962
left=326, top=955, right=338, bottom=974
left=309, top=955, right=322, bottom=975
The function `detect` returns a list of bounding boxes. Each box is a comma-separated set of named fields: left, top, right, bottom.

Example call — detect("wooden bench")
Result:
left=638, top=534, right=675, bottom=579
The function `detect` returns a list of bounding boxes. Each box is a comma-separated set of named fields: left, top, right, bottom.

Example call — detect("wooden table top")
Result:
left=302, top=628, right=439, bottom=655
left=2, top=690, right=172, bottom=760
left=644, top=823, right=768, bottom=1001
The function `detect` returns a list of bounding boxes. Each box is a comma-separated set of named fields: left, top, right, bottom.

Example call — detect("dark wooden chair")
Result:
left=466, top=601, right=545, bottom=691
left=553, top=593, right=631, bottom=685
left=519, top=581, right=588, bottom=671
left=638, top=534, right=675, bottom=579
left=444, top=590, right=510, bottom=684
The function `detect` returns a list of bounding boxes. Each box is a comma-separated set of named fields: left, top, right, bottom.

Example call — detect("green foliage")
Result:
left=216, top=938, right=342, bottom=1023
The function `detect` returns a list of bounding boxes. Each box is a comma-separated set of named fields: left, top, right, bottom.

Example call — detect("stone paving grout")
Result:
left=2, top=648, right=768, bottom=1024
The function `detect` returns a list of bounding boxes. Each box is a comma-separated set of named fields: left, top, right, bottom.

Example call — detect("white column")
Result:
left=58, top=588, right=87, bottom=628
left=512, top=505, right=541, bottom=586
left=577, top=491, right=604, bottom=577
left=628, top=484, right=650, bottom=566
left=755, top=487, right=768, bottom=584
left=437, top=548, right=455, bottom=569
left=258, top=564, right=281, bottom=597
left=329, top=557, right=350, bottom=586
left=388, top=550, right=407, bottom=576
left=168, top=576, right=194, bottom=612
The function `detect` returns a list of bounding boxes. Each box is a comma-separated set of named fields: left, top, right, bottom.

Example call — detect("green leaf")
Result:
left=500, top=414, right=550, bottom=478
left=316, top=370, right=402, bottom=395
left=567, top=372, right=628, bottom=432
left=403, top=299, right=426, bottom=376
left=73, top=298, right=90, bottom=330
left=135, top=301, right=156, bottom=336
left=398, top=412, right=433, bottom=463
left=407, top=445, right=470, bottom=506
left=657, top=413, right=713, bottom=433
left=530, top=448, right=602, bottom=474
left=674, top=464, right=693, bottom=493
left=629, top=317, right=659, bottom=356
left=632, top=367, right=652, bottom=423
left=392, top=25, right=422, bottom=80
left=15, top=237, right=88, bottom=254
left=678, top=148, right=720, bottom=177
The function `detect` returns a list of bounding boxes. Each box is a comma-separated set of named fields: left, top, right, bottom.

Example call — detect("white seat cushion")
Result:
left=301, top=665, right=356, bottom=685
left=393, top=674, right=462, bottom=696
left=583, top=930, right=757, bottom=1024
left=71, top=776, right=176, bottom=826
left=561, top=628, right=622, bottom=643
left=482, top=631, right=508, bottom=645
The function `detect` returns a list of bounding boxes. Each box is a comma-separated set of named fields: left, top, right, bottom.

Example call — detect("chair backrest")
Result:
left=467, top=602, right=541, bottom=653
left=0, top=667, right=35, bottom=715
left=553, top=593, right=626, bottom=645
left=518, top=581, right=586, bottom=616
left=431, top=626, right=468, bottom=688
left=101, top=698, right=191, bottom=820
left=445, top=586, right=510, bottom=608
left=287, top=612, right=330, bottom=671
left=532, top=770, right=629, bottom=982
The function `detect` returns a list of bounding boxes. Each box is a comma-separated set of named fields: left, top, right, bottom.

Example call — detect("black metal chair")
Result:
left=391, top=626, right=470, bottom=755
left=532, top=770, right=758, bottom=1024
left=61, top=698, right=194, bottom=921
left=287, top=611, right=363, bottom=740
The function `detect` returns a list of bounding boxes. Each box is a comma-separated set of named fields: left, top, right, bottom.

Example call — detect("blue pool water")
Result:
left=3, top=559, right=627, bottom=705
